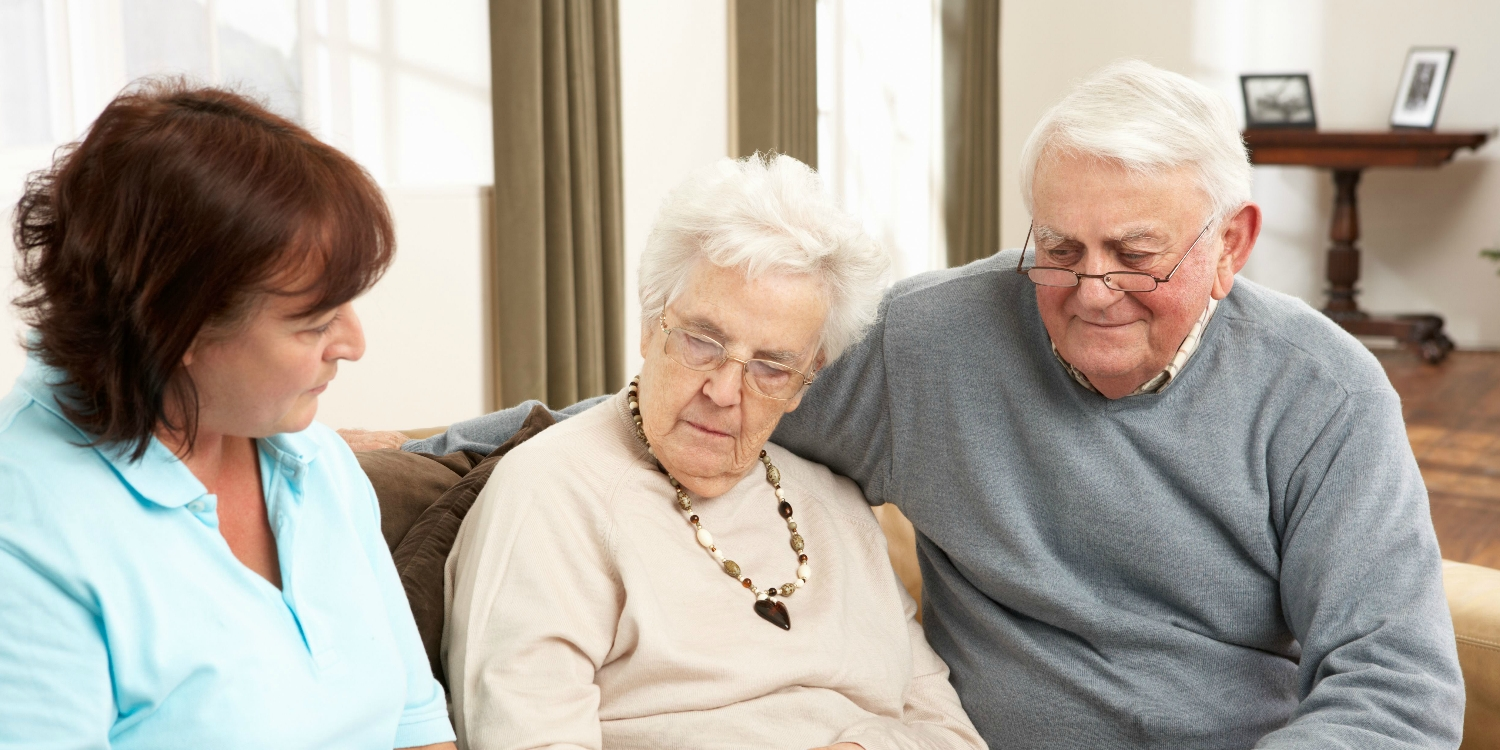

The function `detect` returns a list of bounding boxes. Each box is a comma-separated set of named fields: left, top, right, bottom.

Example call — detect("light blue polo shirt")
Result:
left=0, top=357, right=455, bottom=749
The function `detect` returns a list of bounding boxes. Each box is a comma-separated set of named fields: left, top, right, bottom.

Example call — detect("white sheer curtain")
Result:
left=815, top=0, right=946, bottom=281
left=0, top=0, right=496, bottom=392
left=0, top=0, right=492, bottom=195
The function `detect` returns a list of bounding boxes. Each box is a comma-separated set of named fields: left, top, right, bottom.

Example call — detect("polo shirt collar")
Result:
left=1051, top=297, right=1219, bottom=397
left=259, top=429, right=323, bottom=470
left=17, top=354, right=322, bottom=507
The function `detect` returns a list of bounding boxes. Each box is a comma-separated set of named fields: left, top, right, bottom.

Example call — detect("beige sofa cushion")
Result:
left=1444, top=560, right=1500, bottom=749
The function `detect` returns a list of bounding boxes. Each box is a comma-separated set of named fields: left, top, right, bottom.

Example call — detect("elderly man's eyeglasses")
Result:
left=1015, top=220, right=1214, bottom=292
left=659, top=314, right=815, bottom=401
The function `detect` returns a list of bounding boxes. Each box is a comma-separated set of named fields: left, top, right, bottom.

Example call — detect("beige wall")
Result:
left=1003, top=0, right=1500, bottom=347
left=619, top=0, right=730, bottom=381
left=316, top=188, right=490, bottom=431
left=0, top=216, right=23, bottom=392
left=0, top=188, right=491, bottom=431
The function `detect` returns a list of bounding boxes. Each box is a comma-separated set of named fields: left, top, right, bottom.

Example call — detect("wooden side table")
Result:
left=1243, top=129, right=1490, bottom=363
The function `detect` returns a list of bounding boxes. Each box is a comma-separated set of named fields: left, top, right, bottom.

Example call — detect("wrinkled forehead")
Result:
left=1031, top=156, right=1212, bottom=246
left=668, top=262, right=827, bottom=361
left=1031, top=221, right=1173, bottom=247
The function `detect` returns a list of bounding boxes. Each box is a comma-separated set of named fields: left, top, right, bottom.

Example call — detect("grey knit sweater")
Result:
left=410, top=251, right=1464, bottom=748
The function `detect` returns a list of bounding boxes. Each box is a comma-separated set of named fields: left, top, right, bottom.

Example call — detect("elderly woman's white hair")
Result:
left=638, top=153, right=889, bottom=362
left=1019, top=59, right=1253, bottom=222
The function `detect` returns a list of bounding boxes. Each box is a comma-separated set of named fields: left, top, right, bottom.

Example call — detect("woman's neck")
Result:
left=156, top=425, right=251, bottom=496
left=655, top=456, right=752, bottom=500
left=631, top=413, right=754, bottom=500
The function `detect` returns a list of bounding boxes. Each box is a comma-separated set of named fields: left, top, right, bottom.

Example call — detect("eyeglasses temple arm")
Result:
left=1016, top=222, right=1034, bottom=274
left=1160, top=220, right=1215, bottom=282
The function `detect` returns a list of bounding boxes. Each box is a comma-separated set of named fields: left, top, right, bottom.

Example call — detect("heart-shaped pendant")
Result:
left=753, top=598, right=791, bottom=630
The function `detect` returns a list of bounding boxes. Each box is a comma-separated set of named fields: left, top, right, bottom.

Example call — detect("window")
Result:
left=0, top=0, right=492, bottom=195
left=816, top=0, right=946, bottom=279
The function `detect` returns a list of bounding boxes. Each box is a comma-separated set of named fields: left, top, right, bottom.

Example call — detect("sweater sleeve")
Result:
left=402, top=397, right=608, bottom=456
left=1257, top=388, right=1464, bottom=749
left=444, top=464, right=622, bottom=750
left=834, top=577, right=989, bottom=750
left=773, top=295, right=896, bottom=505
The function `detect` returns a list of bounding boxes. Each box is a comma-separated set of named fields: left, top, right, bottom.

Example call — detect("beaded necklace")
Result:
left=627, top=377, right=810, bottom=630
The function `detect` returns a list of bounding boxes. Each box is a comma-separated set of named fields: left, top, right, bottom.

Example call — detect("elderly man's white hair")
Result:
left=1019, top=59, right=1253, bottom=222
left=638, top=153, right=889, bottom=362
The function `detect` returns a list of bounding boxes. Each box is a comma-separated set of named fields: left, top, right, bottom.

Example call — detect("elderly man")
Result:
left=362, top=60, right=1463, bottom=748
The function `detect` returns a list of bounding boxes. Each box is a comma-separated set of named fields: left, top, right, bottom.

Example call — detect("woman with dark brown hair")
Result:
left=0, top=82, right=455, bottom=749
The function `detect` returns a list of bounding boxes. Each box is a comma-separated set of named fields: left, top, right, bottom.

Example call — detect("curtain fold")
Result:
left=729, top=0, right=817, bottom=166
left=945, top=0, right=1000, bottom=267
left=488, top=0, right=625, bottom=408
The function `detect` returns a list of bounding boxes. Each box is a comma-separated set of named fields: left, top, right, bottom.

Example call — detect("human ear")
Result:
left=1211, top=202, right=1262, bottom=300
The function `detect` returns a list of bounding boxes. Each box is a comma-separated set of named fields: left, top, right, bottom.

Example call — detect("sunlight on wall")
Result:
left=1189, top=0, right=1330, bottom=307
left=619, top=0, right=729, bottom=383
left=0, top=0, right=496, bottom=424
left=816, top=0, right=946, bottom=281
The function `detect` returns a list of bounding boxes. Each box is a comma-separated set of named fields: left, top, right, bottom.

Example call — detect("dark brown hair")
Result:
left=12, top=79, right=394, bottom=460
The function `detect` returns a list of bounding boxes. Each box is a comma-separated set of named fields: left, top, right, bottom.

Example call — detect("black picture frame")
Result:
left=1240, top=73, right=1317, bottom=130
left=1390, top=47, right=1456, bottom=130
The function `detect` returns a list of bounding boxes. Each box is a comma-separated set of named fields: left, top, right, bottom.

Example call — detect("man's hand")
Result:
left=337, top=428, right=410, bottom=452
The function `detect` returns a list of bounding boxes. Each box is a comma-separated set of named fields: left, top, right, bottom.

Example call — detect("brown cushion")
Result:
left=356, top=448, right=471, bottom=552
left=392, top=404, right=557, bottom=688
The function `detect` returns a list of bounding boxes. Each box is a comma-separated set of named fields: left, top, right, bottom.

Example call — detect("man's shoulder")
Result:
left=886, top=250, right=1019, bottom=310
left=1216, top=277, right=1390, bottom=396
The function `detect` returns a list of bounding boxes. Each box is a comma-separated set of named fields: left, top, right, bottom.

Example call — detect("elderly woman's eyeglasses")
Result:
left=659, top=314, right=815, bottom=400
left=1015, top=220, right=1214, bottom=292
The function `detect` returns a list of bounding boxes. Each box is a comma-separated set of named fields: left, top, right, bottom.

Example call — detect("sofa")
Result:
left=364, top=423, right=1500, bottom=748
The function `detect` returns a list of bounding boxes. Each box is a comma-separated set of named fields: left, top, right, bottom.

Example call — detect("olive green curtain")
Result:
left=944, top=0, right=1000, bottom=267
left=488, top=0, right=625, bottom=408
left=728, top=0, right=817, bottom=166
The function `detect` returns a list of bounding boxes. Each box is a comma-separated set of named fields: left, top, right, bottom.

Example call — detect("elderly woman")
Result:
left=0, top=83, right=454, bottom=748
left=443, top=155, right=984, bottom=750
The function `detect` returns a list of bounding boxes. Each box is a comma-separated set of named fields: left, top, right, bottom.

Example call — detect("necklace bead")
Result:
left=628, top=376, right=807, bottom=630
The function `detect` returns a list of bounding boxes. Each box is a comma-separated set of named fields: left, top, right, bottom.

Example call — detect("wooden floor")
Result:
left=1377, top=349, right=1500, bottom=568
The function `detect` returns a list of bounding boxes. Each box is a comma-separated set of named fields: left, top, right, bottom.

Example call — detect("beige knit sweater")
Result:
left=443, top=390, right=986, bottom=750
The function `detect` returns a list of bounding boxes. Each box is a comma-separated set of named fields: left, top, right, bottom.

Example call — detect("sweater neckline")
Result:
left=1024, top=288, right=1229, bottom=413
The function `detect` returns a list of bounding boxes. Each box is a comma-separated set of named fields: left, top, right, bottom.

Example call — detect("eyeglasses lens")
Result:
left=664, top=329, right=803, bottom=399
left=1104, top=274, right=1158, bottom=292
left=1027, top=268, right=1079, bottom=288
left=745, top=360, right=799, bottom=399
left=666, top=329, right=723, bottom=370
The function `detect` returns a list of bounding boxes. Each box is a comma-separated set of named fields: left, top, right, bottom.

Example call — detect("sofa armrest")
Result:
left=1444, top=559, right=1500, bottom=749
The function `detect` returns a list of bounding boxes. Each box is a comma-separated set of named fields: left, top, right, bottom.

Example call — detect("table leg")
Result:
left=1324, top=168, right=1366, bottom=320
left=1320, top=168, right=1454, bottom=363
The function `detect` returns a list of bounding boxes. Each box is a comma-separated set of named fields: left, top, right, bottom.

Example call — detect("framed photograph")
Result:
left=1391, top=47, right=1455, bottom=129
left=1240, top=74, right=1317, bottom=129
